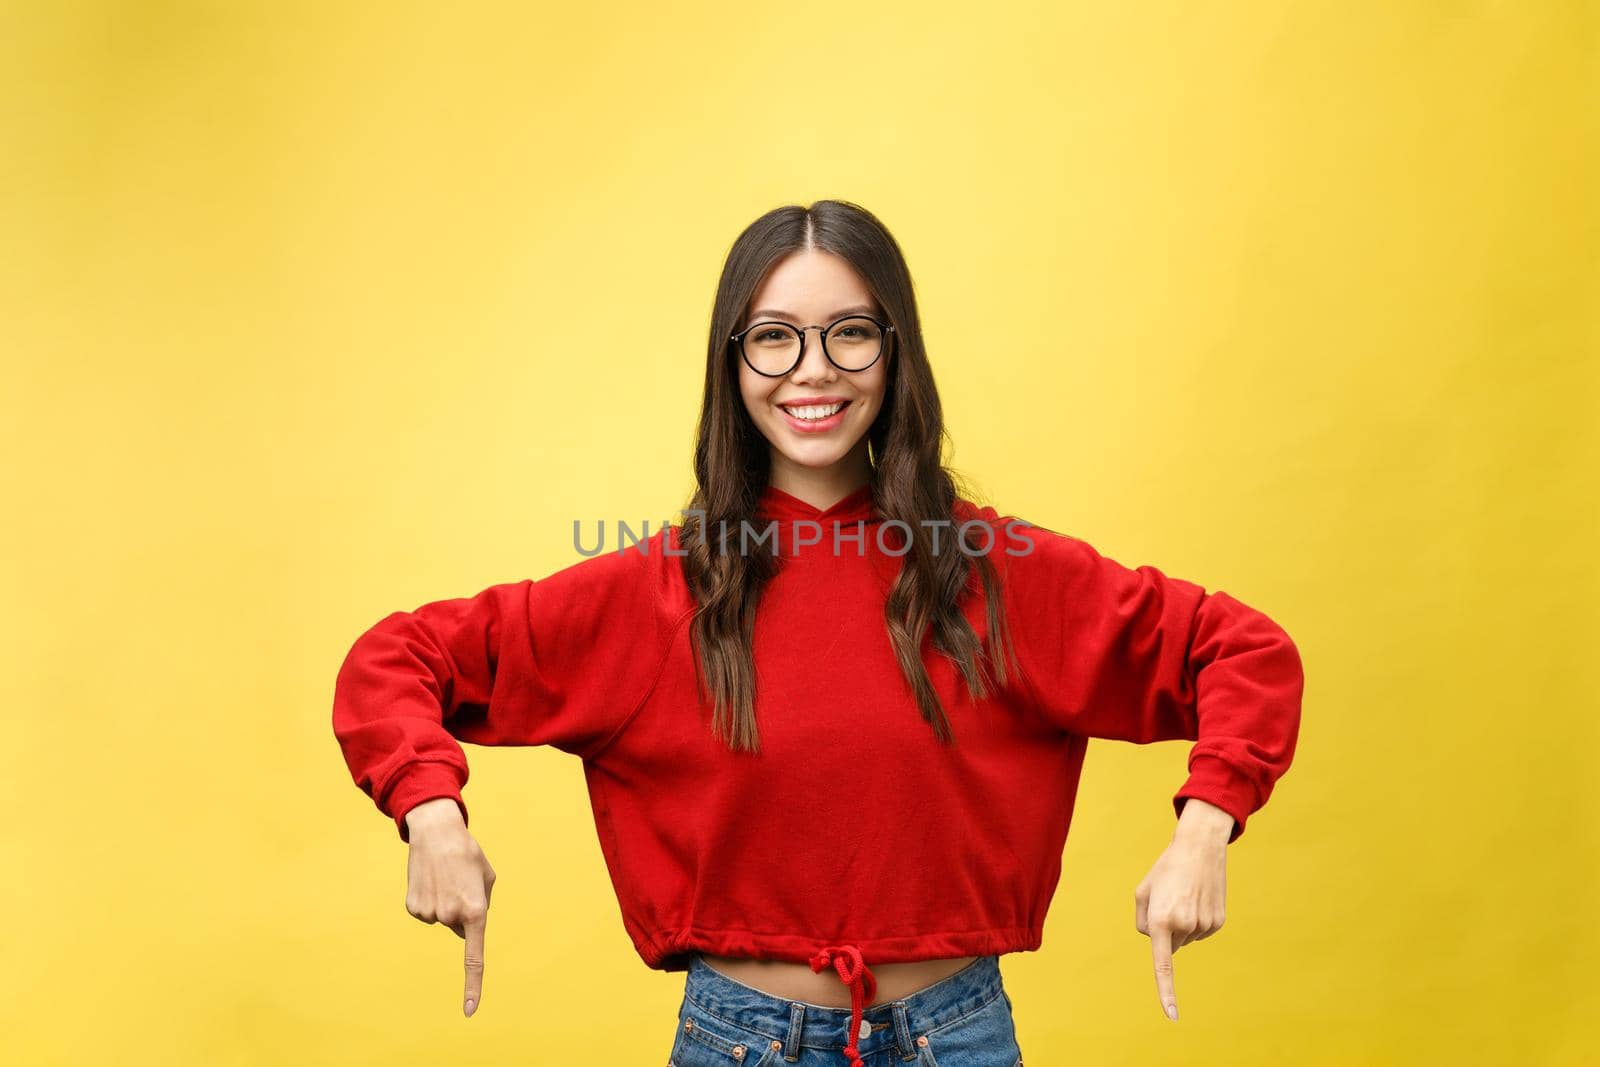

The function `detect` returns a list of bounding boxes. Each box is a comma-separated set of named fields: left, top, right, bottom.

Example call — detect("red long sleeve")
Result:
left=1001, top=520, right=1303, bottom=843
left=331, top=531, right=687, bottom=842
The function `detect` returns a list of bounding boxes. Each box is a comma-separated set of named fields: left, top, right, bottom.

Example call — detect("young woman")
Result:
left=332, top=200, right=1304, bottom=1066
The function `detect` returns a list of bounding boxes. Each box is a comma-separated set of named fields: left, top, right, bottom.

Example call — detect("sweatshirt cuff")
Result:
left=1171, top=753, right=1260, bottom=844
left=384, top=761, right=469, bottom=843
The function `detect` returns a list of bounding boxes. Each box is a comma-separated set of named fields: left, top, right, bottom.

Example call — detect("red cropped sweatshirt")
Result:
left=332, top=482, right=1303, bottom=1053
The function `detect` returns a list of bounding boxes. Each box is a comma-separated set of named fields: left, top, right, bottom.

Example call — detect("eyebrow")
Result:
left=746, top=304, right=879, bottom=324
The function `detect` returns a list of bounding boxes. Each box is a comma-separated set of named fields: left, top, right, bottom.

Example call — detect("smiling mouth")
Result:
left=778, top=400, right=851, bottom=421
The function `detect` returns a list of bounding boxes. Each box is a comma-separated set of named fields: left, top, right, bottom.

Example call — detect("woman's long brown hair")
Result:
left=680, top=199, right=1019, bottom=751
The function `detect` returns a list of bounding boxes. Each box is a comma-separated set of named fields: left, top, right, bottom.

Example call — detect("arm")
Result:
left=1001, top=518, right=1304, bottom=843
left=331, top=531, right=684, bottom=842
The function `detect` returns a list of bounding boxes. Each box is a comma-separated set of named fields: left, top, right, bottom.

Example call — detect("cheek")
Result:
left=736, top=367, right=765, bottom=413
left=858, top=369, right=888, bottom=410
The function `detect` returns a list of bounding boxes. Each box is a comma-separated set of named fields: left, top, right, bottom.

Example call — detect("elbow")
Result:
left=1274, top=622, right=1305, bottom=704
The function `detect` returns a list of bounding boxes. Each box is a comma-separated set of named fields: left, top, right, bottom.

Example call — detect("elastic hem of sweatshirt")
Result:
left=640, top=927, right=1040, bottom=1067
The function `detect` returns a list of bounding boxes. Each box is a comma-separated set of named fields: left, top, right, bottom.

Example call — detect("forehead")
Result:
left=745, top=250, right=878, bottom=323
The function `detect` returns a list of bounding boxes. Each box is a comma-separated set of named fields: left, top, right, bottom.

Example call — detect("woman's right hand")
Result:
left=403, top=797, right=496, bottom=1017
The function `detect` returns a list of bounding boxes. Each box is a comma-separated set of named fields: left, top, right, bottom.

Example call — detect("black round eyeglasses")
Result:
left=729, top=314, right=895, bottom=377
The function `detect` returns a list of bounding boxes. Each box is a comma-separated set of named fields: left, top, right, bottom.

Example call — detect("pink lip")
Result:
left=778, top=398, right=851, bottom=433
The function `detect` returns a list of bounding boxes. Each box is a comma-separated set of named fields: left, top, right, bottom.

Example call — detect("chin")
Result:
left=769, top=436, right=856, bottom=469
left=777, top=447, right=852, bottom=469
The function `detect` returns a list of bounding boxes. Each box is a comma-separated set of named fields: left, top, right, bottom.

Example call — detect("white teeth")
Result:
left=783, top=402, right=845, bottom=420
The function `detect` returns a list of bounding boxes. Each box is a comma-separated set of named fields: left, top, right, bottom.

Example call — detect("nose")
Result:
left=790, top=326, right=837, bottom=382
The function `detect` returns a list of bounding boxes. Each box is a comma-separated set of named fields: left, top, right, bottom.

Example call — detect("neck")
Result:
left=767, top=451, right=873, bottom=513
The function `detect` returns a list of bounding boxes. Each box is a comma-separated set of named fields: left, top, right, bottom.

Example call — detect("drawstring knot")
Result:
left=809, top=943, right=877, bottom=1067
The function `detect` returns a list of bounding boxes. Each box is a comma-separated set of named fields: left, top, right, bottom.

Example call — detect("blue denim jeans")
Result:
left=668, top=954, right=1024, bottom=1067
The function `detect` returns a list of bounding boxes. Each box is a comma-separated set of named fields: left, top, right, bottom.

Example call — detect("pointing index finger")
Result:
left=1150, top=923, right=1178, bottom=1021
left=463, top=912, right=486, bottom=1017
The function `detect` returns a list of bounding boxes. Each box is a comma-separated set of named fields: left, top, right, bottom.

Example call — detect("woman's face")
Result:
left=737, top=250, right=890, bottom=487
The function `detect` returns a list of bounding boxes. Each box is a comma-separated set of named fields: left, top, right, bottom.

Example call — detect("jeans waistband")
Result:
left=683, top=952, right=1005, bottom=1063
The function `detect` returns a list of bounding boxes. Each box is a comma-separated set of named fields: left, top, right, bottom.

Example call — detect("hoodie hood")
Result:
left=754, top=482, right=881, bottom=525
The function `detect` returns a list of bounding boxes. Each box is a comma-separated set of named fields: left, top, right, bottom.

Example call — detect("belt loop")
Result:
left=891, top=1001, right=917, bottom=1061
left=784, top=1001, right=806, bottom=1062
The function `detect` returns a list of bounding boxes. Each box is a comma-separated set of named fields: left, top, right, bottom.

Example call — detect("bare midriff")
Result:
left=698, top=953, right=980, bottom=1008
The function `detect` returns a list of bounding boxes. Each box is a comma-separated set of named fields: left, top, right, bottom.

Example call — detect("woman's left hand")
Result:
left=1134, top=797, right=1235, bottom=1022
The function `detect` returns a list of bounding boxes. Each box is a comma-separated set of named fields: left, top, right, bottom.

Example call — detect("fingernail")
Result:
left=1165, top=1003, right=1178, bottom=1021
left=465, top=999, right=476, bottom=1016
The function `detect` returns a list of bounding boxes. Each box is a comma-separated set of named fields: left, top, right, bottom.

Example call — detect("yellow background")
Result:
left=4, top=2, right=1595, bottom=1063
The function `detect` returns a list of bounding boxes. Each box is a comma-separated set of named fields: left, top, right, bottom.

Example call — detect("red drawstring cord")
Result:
left=809, top=944, right=878, bottom=1067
